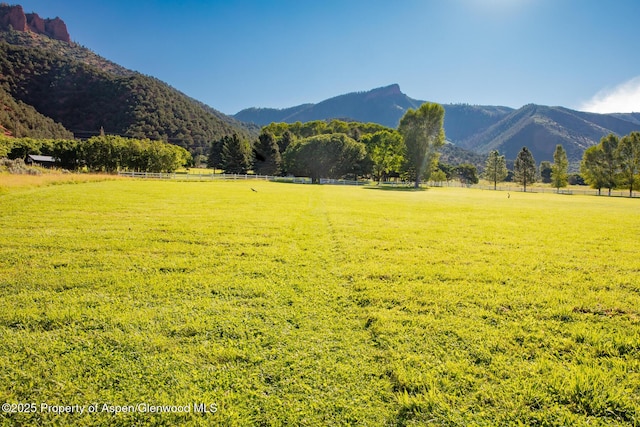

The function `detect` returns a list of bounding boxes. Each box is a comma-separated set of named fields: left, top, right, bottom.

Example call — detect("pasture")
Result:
left=0, top=179, right=639, bottom=426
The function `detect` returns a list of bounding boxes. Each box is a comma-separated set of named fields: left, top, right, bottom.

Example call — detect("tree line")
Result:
left=207, top=107, right=560, bottom=190
left=580, top=132, right=640, bottom=196
left=207, top=112, right=448, bottom=186
left=481, top=132, right=640, bottom=197
left=0, top=135, right=191, bottom=172
left=483, top=145, right=570, bottom=192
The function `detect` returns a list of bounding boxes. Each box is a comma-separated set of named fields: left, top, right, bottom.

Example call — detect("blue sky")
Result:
left=15, top=0, right=640, bottom=115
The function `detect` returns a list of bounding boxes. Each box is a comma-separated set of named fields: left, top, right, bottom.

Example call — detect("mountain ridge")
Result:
left=235, top=85, right=640, bottom=163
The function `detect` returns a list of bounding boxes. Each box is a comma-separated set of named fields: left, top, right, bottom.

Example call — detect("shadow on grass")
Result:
left=364, top=185, right=428, bottom=192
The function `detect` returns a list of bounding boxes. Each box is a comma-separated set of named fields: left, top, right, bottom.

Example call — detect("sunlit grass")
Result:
left=0, top=180, right=638, bottom=426
left=0, top=172, right=120, bottom=193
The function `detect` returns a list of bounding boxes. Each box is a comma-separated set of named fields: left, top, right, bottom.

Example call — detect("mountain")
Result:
left=457, top=105, right=640, bottom=164
left=236, top=84, right=514, bottom=134
left=0, top=5, right=256, bottom=153
left=236, top=85, right=640, bottom=164
left=0, top=4, right=69, bottom=42
left=235, top=84, right=419, bottom=128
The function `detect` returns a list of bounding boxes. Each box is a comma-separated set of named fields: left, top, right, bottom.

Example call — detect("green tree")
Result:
left=277, top=130, right=295, bottom=155
left=514, top=146, right=536, bottom=192
left=580, top=145, right=607, bottom=195
left=551, top=144, right=569, bottom=192
left=82, top=136, right=121, bottom=172
left=484, top=150, right=508, bottom=190
left=51, top=139, right=81, bottom=170
left=398, top=102, right=446, bottom=188
left=539, top=161, right=552, bottom=184
left=0, top=136, right=12, bottom=158
left=455, top=164, right=479, bottom=185
left=283, top=133, right=366, bottom=183
left=207, top=136, right=225, bottom=171
left=601, top=134, right=620, bottom=196
left=616, top=131, right=640, bottom=197
left=253, top=131, right=281, bottom=176
left=438, top=163, right=455, bottom=182
left=361, top=130, right=405, bottom=183
left=221, top=134, right=252, bottom=174
left=430, top=169, right=447, bottom=183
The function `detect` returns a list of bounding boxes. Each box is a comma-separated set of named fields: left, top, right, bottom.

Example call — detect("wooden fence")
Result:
left=117, top=172, right=637, bottom=197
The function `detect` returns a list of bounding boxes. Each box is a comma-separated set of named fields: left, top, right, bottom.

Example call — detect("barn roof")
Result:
left=28, top=155, right=56, bottom=163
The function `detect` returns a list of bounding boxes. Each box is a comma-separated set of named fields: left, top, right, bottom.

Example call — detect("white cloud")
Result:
left=580, top=76, right=640, bottom=113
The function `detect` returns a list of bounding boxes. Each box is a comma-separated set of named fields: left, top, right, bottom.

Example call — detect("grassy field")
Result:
left=0, top=179, right=639, bottom=426
left=0, top=172, right=120, bottom=194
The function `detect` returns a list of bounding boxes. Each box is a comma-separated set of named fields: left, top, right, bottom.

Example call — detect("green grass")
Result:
left=1, top=180, right=639, bottom=426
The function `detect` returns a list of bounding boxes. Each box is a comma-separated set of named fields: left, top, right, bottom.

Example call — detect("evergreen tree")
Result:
left=484, top=150, right=508, bottom=190
left=513, top=147, right=536, bottom=192
left=551, top=144, right=569, bottom=192
left=221, top=134, right=252, bottom=174
left=539, top=161, right=552, bottom=183
left=277, top=130, right=294, bottom=155
left=253, top=131, right=281, bottom=176
left=207, top=136, right=225, bottom=171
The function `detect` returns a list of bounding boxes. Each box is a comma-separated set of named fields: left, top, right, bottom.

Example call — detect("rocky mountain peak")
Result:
left=365, top=84, right=402, bottom=99
left=0, top=3, right=70, bottom=43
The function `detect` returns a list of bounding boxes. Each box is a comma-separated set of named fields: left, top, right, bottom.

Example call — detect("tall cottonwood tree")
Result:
left=601, top=134, right=620, bottom=196
left=616, top=131, right=640, bottom=197
left=514, top=146, right=536, bottom=192
left=398, top=102, right=445, bottom=188
left=581, top=145, right=607, bottom=195
left=551, top=144, right=569, bottom=192
left=484, top=150, right=508, bottom=190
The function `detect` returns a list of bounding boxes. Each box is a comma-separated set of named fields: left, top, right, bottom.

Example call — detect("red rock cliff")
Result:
left=0, top=3, right=70, bottom=43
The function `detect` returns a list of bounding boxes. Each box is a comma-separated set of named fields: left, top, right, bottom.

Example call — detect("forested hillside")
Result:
left=0, top=85, right=72, bottom=138
left=0, top=29, right=256, bottom=153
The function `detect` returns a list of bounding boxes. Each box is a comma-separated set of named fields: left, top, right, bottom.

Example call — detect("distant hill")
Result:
left=236, top=85, right=640, bottom=163
left=236, top=84, right=513, bottom=134
left=457, top=105, right=640, bottom=164
left=235, top=84, right=419, bottom=128
left=0, top=6, right=256, bottom=152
